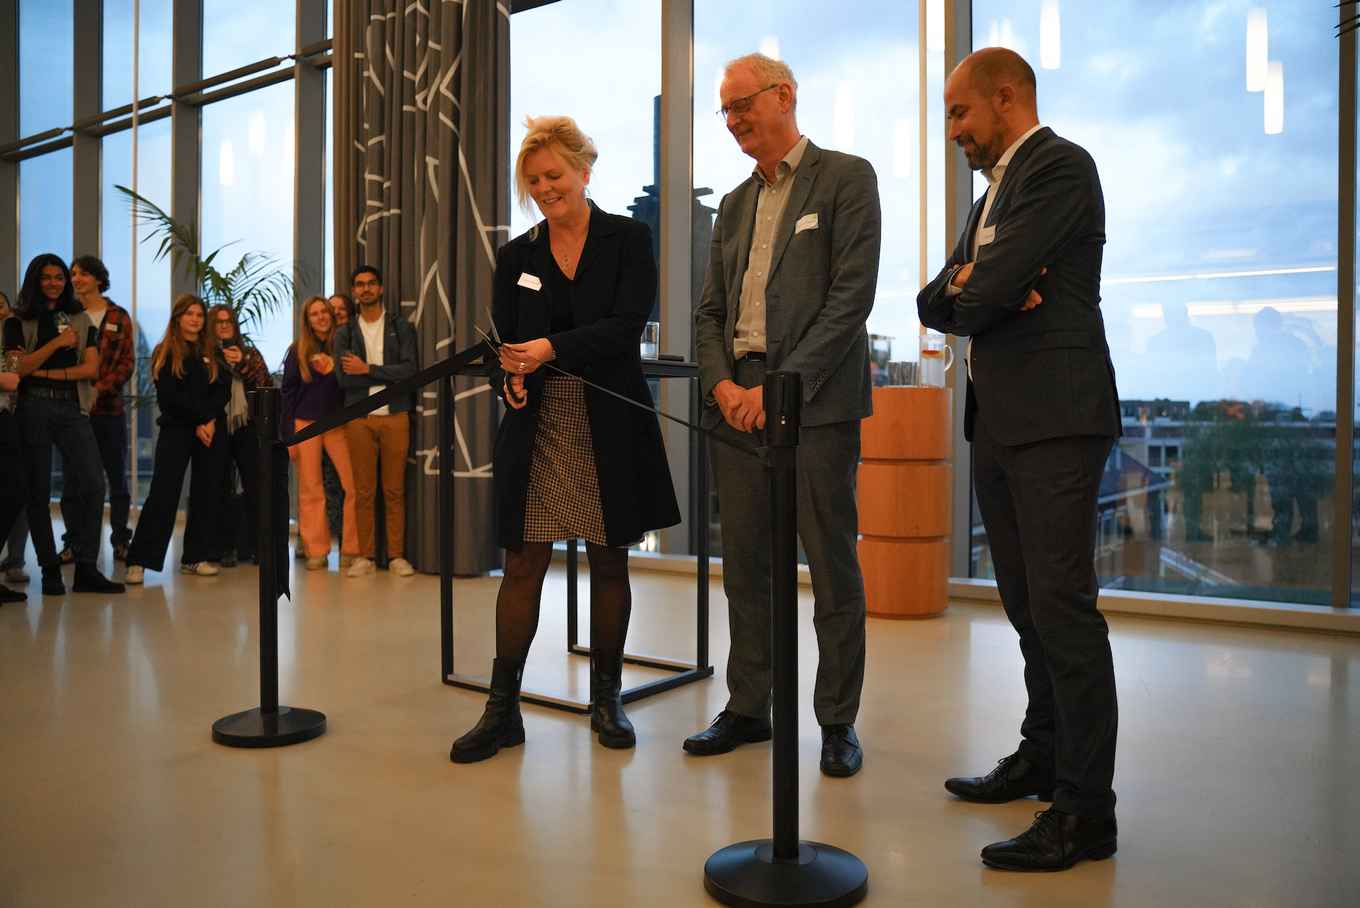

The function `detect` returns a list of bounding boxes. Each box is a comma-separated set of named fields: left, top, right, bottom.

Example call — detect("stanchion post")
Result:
left=439, top=375, right=454, bottom=679
left=211, top=387, right=327, bottom=748
left=702, top=370, right=868, bottom=908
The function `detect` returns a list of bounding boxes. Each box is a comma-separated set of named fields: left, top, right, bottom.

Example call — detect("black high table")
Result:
left=444, top=357, right=714, bottom=713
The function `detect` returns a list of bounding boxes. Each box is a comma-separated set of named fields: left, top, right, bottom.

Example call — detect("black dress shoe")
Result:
left=945, top=751, right=1054, bottom=803
left=683, top=710, right=772, bottom=756
left=41, top=567, right=65, bottom=596
left=820, top=724, right=863, bottom=777
left=73, top=565, right=126, bottom=594
left=0, top=584, right=24, bottom=603
left=981, top=807, right=1117, bottom=871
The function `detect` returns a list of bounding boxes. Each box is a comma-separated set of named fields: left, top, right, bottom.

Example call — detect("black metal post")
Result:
left=439, top=376, right=454, bottom=678
left=212, top=387, right=327, bottom=748
left=703, top=371, right=868, bottom=908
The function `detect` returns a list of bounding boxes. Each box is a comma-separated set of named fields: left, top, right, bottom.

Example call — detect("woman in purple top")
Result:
left=282, top=296, right=358, bottom=571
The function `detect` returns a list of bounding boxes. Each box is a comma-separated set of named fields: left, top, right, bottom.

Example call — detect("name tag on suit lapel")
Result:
left=977, top=225, right=997, bottom=247
left=517, top=272, right=542, bottom=291
left=795, top=212, right=819, bottom=234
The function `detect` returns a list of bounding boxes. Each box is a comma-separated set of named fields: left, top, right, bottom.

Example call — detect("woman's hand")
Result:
left=310, top=353, right=333, bottom=375
left=504, top=373, right=529, bottom=410
left=50, top=329, right=78, bottom=351
left=195, top=420, right=216, bottom=447
left=499, top=338, right=555, bottom=376
left=223, top=346, right=244, bottom=366
left=0, top=372, right=17, bottom=393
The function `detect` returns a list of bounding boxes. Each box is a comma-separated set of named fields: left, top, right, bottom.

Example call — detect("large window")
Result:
left=17, top=0, right=73, bottom=137
left=202, top=0, right=296, bottom=81
left=200, top=82, right=299, bottom=371
left=18, top=149, right=73, bottom=269
left=101, top=0, right=173, bottom=110
left=969, top=1, right=1339, bottom=604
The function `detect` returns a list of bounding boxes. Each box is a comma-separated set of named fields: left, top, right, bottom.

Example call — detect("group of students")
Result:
left=0, top=255, right=419, bottom=603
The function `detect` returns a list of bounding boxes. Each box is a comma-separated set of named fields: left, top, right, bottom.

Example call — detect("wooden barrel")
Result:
left=857, top=386, right=952, bottom=618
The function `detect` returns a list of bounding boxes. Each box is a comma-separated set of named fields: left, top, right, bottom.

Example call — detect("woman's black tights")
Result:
left=495, top=542, right=632, bottom=664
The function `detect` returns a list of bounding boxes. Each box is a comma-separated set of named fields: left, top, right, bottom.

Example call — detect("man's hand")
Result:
left=951, top=262, right=1046, bottom=311
left=341, top=353, right=369, bottom=375
left=195, top=420, right=216, bottom=447
left=504, top=373, right=529, bottom=410
left=713, top=379, right=765, bottom=433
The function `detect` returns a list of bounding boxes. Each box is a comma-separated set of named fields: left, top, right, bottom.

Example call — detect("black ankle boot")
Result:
left=41, top=566, right=65, bottom=596
left=590, top=650, right=635, bottom=749
left=450, top=657, right=526, bottom=763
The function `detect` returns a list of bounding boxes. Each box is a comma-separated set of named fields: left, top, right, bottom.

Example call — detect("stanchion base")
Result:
left=212, top=706, right=327, bottom=748
left=704, top=840, right=868, bottom=907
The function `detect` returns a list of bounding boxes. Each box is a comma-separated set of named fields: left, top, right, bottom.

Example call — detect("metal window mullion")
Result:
left=0, top=0, right=14, bottom=290
left=295, top=0, right=326, bottom=301
left=73, top=0, right=102, bottom=259
left=1336, top=5, right=1357, bottom=609
left=946, top=0, right=972, bottom=578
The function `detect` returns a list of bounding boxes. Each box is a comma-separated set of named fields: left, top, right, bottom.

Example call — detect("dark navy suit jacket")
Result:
left=917, top=127, right=1121, bottom=445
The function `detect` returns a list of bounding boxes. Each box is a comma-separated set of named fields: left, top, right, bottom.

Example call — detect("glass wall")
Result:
left=968, top=1, right=1339, bottom=605
left=202, top=0, right=296, bottom=80
left=101, top=0, right=173, bottom=110
left=17, top=0, right=73, bottom=137
left=200, top=82, right=299, bottom=370
left=17, top=149, right=73, bottom=270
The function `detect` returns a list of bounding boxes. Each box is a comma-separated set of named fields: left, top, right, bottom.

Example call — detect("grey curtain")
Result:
left=334, top=1, right=508, bottom=575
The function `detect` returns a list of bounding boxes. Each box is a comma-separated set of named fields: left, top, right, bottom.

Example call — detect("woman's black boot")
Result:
left=450, top=657, right=525, bottom=763
left=590, top=650, right=635, bottom=749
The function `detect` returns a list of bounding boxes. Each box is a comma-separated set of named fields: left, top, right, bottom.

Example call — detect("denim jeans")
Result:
left=18, top=395, right=106, bottom=568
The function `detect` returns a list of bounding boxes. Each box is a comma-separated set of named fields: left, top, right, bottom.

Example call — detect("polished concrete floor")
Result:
left=2, top=539, right=1358, bottom=908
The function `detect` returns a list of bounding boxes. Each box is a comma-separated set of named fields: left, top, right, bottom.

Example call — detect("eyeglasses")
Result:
left=716, top=84, right=779, bottom=119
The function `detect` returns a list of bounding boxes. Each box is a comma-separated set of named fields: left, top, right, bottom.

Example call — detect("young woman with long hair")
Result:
left=2, top=254, right=123, bottom=595
left=281, top=295, right=358, bottom=571
left=207, top=303, right=272, bottom=565
left=124, top=294, right=230, bottom=583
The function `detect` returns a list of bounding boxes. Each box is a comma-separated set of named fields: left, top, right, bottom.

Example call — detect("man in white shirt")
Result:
left=336, top=265, right=421, bottom=577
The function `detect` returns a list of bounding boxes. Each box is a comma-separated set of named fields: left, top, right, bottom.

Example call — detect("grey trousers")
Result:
left=708, top=358, right=867, bottom=726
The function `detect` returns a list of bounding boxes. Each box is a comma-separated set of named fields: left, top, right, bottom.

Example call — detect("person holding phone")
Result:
left=207, top=304, right=272, bottom=565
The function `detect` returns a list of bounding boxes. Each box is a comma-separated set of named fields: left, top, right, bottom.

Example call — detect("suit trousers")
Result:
left=344, top=413, right=409, bottom=560
left=19, top=396, right=106, bottom=569
left=127, top=422, right=227, bottom=572
left=972, top=415, right=1118, bottom=818
left=294, top=418, right=359, bottom=558
left=708, top=357, right=867, bottom=726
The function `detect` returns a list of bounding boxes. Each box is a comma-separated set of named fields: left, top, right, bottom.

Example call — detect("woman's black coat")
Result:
left=492, top=204, right=680, bottom=550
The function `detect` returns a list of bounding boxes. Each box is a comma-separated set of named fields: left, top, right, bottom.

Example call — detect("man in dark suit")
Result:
left=917, top=48, right=1122, bottom=871
left=691, top=52, right=881, bottom=777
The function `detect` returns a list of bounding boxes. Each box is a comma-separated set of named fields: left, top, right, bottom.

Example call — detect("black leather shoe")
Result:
left=820, top=724, right=863, bottom=777
left=683, top=710, right=772, bottom=756
left=981, top=807, right=1117, bottom=871
left=590, top=650, right=636, bottom=749
left=0, top=584, right=23, bottom=603
left=41, top=567, right=65, bottom=596
left=945, top=752, right=1054, bottom=803
left=451, top=657, right=526, bottom=763
left=73, top=565, right=126, bottom=594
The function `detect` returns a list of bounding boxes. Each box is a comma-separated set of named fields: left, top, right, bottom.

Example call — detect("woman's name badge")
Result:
left=517, top=272, right=542, bottom=291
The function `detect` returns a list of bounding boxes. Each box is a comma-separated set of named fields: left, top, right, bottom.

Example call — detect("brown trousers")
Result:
left=343, top=412, right=410, bottom=560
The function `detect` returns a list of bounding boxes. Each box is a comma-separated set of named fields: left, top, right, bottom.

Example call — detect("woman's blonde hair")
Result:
left=292, top=295, right=333, bottom=383
left=152, top=293, right=219, bottom=382
left=513, top=115, right=598, bottom=214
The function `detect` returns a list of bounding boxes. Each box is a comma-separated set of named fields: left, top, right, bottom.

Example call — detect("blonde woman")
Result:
left=282, top=296, right=358, bottom=571
left=124, top=295, right=230, bottom=583
left=450, top=116, right=679, bottom=763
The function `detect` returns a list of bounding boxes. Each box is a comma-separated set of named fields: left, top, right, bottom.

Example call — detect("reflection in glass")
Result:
left=968, top=0, right=1338, bottom=605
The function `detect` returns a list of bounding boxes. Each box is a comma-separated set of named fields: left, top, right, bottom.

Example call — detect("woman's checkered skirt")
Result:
left=523, top=374, right=608, bottom=545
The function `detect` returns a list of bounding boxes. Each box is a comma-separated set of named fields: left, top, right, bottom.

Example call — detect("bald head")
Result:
left=944, top=48, right=1040, bottom=171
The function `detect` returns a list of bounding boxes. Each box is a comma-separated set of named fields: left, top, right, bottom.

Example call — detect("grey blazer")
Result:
left=694, top=140, right=882, bottom=428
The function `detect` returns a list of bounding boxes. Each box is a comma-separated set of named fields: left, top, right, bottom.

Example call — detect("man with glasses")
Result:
left=335, top=265, right=420, bottom=578
left=690, top=53, right=881, bottom=777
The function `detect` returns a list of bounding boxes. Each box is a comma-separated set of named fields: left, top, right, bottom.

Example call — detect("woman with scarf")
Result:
left=207, top=304, right=271, bottom=565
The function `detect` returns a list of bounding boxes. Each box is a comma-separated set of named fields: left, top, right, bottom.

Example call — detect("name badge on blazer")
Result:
left=795, top=212, right=819, bottom=234
left=104, top=322, right=119, bottom=333
left=977, top=225, right=997, bottom=246
left=517, top=272, right=542, bottom=291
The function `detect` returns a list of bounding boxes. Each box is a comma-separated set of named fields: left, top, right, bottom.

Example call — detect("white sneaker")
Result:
left=125, top=565, right=144, bottom=584
left=389, top=557, right=415, bottom=577
left=180, top=562, right=220, bottom=576
left=346, top=557, right=376, bottom=578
